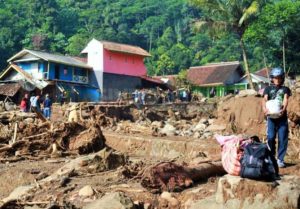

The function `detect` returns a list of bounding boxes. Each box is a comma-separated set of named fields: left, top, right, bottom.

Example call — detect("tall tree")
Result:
left=189, top=0, right=271, bottom=89
left=245, top=0, right=300, bottom=75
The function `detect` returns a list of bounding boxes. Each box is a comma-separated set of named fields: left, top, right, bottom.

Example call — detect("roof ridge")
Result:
left=98, top=40, right=143, bottom=49
left=190, top=61, right=240, bottom=69
left=26, top=48, right=77, bottom=58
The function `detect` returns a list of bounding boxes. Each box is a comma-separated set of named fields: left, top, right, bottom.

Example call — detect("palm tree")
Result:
left=190, top=0, right=270, bottom=90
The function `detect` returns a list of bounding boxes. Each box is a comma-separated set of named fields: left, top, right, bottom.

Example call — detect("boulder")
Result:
left=188, top=175, right=300, bottom=209
left=82, top=192, right=135, bottom=209
left=193, top=123, right=206, bottom=132
left=79, top=185, right=94, bottom=197
left=2, top=185, right=34, bottom=203
left=159, top=123, right=176, bottom=136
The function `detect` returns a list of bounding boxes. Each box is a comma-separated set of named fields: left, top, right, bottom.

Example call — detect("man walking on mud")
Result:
left=262, top=67, right=291, bottom=168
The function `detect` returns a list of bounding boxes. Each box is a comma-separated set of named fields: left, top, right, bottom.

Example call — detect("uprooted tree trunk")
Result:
left=140, top=161, right=225, bottom=193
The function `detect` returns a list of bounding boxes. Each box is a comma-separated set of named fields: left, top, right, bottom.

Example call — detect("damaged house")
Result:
left=0, top=39, right=158, bottom=102
left=0, top=49, right=100, bottom=103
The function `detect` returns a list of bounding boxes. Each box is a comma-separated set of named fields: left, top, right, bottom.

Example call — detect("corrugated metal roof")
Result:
left=0, top=83, right=21, bottom=97
left=240, top=73, right=270, bottom=83
left=101, top=40, right=151, bottom=57
left=187, top=62, right=243, bottom=86
left=8, top=49, right=92, bottom=69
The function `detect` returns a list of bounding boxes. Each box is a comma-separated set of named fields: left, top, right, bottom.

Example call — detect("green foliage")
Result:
left=0, top=0, right=299, bottom=76
left=245, top=0, right=300, bottom=73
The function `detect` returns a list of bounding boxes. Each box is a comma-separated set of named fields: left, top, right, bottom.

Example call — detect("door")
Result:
left=54, top=65, right=60, bottom=79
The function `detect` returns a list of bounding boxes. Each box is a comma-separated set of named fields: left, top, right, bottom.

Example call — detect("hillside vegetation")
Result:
left=0, top=0, right=299, bottom=75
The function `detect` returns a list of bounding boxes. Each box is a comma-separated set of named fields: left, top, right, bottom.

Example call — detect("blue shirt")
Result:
left=44, top=98, right=52, bottom=108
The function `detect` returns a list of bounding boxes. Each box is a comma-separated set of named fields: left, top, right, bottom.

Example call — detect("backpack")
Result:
left=240, top=142, right=276, bottom=180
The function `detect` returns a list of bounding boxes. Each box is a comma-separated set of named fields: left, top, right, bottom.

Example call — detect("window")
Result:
left=74, top=68, right=87, bottom=77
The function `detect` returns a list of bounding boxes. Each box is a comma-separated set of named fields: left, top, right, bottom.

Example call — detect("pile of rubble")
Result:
left=68, top=101, right=224, bottom=139
left=0, top=112, right=106, bottom=161
left=0, top=90, right=300, bottom=209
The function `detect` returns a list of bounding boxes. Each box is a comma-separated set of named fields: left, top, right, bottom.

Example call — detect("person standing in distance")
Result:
left=262, top=67, right=291, bottom=168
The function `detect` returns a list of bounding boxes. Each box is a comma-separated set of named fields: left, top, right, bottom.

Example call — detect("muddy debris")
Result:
left=140, top=161, right=225, bottom=193
left=0, top=119, right=106, bottom=159
left=0, top=89, right=300, bottom=209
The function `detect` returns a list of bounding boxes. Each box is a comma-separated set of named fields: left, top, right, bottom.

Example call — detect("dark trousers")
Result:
left=267, top=117, right=289, bottom=162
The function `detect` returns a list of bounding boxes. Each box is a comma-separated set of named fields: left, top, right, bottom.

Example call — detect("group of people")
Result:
left=133, top=89, right=146, bottom=105
left=20, top=93, right=52, bottom=119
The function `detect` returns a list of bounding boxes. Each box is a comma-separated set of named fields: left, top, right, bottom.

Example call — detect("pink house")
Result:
left=82, top=39, right=152, bottom=100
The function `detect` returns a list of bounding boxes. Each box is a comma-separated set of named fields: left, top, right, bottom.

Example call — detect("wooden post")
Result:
left=12, top=123, right=18, bottom=144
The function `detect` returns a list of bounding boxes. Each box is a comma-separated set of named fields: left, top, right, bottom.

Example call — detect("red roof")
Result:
left=101, top=41, right=151, bottom=57
left=254, top=67, right=271, bottom=78
left=187, top=62, right=243, bottom=86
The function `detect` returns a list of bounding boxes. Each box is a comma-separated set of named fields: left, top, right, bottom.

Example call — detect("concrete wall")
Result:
left=81, top=39, right=104, bottom=92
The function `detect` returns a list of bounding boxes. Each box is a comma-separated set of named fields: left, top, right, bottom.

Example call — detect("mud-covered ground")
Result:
left=0, top=89, right=299, bottom=209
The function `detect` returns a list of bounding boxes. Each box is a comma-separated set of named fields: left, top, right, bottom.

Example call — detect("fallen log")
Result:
left=140, top=161, right=225, bottom=193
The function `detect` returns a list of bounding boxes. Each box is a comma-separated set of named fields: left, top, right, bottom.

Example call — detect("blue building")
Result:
left=0, top=49, right=101, bottom=102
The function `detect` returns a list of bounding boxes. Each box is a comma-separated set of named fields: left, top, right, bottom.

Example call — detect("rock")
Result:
left=199, top=118, right=208, bottom=124
left=217, top=175, right=300, bottom=208
left=192, top=132, right=201, bottom=138
left=151, top=121, right=163, bottom=128
left=160, top=192, right=179, bottom=206
left=206, top=124, right=226, bottom=132
left=79, top=185, right=94, bottom=197
left=2, top=185, right=34, bottom=203
left=208, top=119, right=215, bottom=125
left=201, top=132, right=212, bottom=139
left=193, top=122, right=207, bottom=132
left=159, top=123, right=176, bottom=136
left=236, top=89, right=258, bottom=97
left=82, top=192, right=135, bottom=209
left=24, top=118, right=34, bottom=124
left=144, top=203, right=151, bottom=209
left=189, top=175, right=300, bottom=209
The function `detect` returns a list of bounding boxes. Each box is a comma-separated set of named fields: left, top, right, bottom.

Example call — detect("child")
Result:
left=262, top=67, right=291, bottom=168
